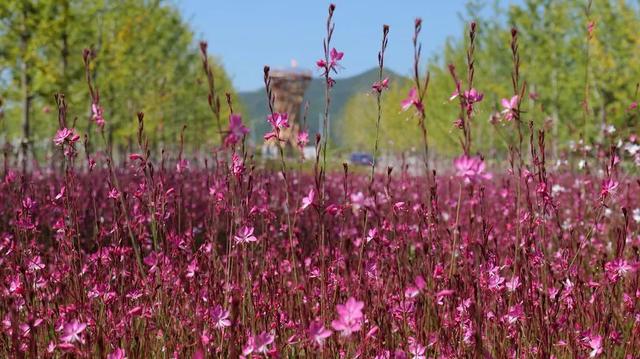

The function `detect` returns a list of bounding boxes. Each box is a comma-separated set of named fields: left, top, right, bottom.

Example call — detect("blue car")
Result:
left=349, top=152, right=374, bottom=166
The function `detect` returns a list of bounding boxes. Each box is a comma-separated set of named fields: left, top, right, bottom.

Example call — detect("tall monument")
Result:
left=266, top=69, right=312, bottom=151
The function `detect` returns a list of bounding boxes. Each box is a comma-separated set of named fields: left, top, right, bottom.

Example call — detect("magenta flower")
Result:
left=232, top=153, right=244, bottom=177
left=454, top=155, right=491, bottom=183
left=372, top=77, right=389, bottom=93
left=604, top=259, right=634, bottom=283
left=234, top=226, right=257, bottom=244
left=264, top=112, right=289, bottom=141
left=269, top=112, right=289, bottom=129
left=503, top=303, right=524, bottom=325
left=176, top=159, right=189, bottom=173
left=505, top=276, right=521, bottom=292
left=91, top=103, right=105, bottom=128
left=600, top=178, right=618, bottom=198
left=330, top=48, right=344, bottom=68
left=107, top=348, right=127, bottom=359
left=107, top=187, right=121, bottom=200
left=408, top=339, right=426, bottom=359
left=297, top=130, right=309, bottom=149
left=254, top=331, right=275, bottom=353
left=186, top=258, right=198, bottom=278
left=300, top=188, right=315, bottom=211
left=308, top=320, right=332, bottom=347
left=144, top=251, right=161, bottom=273
left=463, top=88, right=484, bottom=104
left=366, top=228, right=377, bottom=243
left=585, top=333, right=603, bottom=358
left=318, top=48, right=344, bottom=74
left=405, top=286, right=420, bottom=299
left=60, top=319, right=87, bottom=344
left=401, top=87, right=422, bottom=112
left=435, top=289, right=455, bottom=305
left=243, top=331, right=275, bottom=356
left=331, top=297, right=364, bottom=336
left=501, top=95, right=519, bottom=121
left=211, top=304, right=231, bottom=329
left=53, top=128, right=80, bottom=146
left=225, top=114, right=249, bottom=147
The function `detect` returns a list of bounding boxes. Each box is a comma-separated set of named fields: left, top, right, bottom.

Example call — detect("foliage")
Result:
left=0, top=0, right=239, bottom=154
left=340, top=0, right=640, bottom=157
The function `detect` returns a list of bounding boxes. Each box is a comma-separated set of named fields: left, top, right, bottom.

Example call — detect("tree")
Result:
left=340, top=0, right=640, bottom=160
left=0, top=0, right=240, bottom=162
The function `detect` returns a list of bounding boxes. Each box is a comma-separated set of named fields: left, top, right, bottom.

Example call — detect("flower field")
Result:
left=2, top=3, right=640, bottom=359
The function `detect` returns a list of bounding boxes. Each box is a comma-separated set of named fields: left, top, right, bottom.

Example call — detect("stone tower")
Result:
left=267, top=69, right=312, bottom=150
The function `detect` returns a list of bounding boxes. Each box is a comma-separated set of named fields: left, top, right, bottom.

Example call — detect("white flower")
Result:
left=551, top=184, right=566, bottom=196
left=578, top=160, right=586, bottom=170
left=624, top=142, right=640, bottom=156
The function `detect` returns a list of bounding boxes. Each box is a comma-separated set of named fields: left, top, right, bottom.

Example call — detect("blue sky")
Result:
left=178, top=0, right=517, bottom=92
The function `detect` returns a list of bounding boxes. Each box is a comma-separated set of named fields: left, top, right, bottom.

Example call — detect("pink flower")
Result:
left=401, top=87, right=422, bottom=112
left=405, top=286, right=420, bottom=299
left=53, top=128, right=80, bottom=146
left=211, top=304, right=231, bottom=328
left=270, top=112, right=289, bottom=128
left=264, top=112, right=289, bottom=141
left=501, top=95, right=519, bottom=121
left=329, top=48, right=344, bottom=68
left=92, top=103, right=105, bottom=128
left=297, top=131, right=309, bottom=149
left=506, top=276, right=521, bottom=292
left=234, top=226, right=257, bottom=244
left=60, top=319, right=87, bottom=344
left=463, top=88, right=484, bottom=104
left=108, top=187, right=121, bottom=200
left=372, top=77, right=389, bottom=93
left=232, top=153, right=244, bottom=177
left=408, top=338, right=426, bottom=359
left=435, top=289, right=455, bottom=305
left=366, top=228, right=377, bottom=243
left=454, top=155, right=491, bottom=183
left=186, top=258, right=198, bottom=278
left=318, top=48, right=344, bottom=74
left=225, top=114, right=249, bottom=146
left=604, top=259, right=634, bottom=283
left=585, top=333, right=603, bottom=358
left=331, top=297, right=364, bottom=336
left=243, top=331, right=275, bottom=355
left=176, top=159, right=190, bottom=173
left=503, top=303, right=524, bottom=325
left=587, top=21, right=596, bottom=38
left=308, top=320, right=332, bottom=347
left=300, top=189, right=315, bottom=211
left=107, top=348, right=127, bottom=359
left=600, top=178, right=618, bottom=198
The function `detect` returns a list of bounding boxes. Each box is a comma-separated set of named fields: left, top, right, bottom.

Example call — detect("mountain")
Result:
left=237, top=68, right=409, bottom=145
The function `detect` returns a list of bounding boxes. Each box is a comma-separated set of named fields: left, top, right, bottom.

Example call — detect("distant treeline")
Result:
left=340, top=0, right=640, bottom=156
left=0, top=0, right=238, bottom=158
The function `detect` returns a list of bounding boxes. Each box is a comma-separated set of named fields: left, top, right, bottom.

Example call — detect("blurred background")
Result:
left=1, top=0, right=639, bottom=167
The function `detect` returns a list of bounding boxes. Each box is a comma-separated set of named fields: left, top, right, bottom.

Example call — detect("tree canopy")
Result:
left=340, top=0, right=640, bottom=158
left=0, top=0, right=239, bottom=157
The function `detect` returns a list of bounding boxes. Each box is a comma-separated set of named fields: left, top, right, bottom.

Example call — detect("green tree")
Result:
left=340, top=0, right=640, bottom=159
left=0, top=0, right=239, bottom=161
